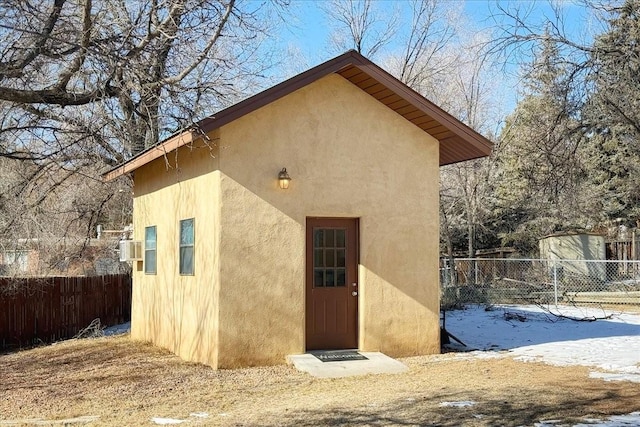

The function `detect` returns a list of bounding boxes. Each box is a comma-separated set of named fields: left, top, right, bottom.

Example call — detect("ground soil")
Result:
left=1, top=335, right=640, bottom=426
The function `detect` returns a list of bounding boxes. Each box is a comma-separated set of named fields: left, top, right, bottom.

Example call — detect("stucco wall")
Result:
left=131, top=74, right=441, bottom=369
left=132, top=140, right=221, bottom=367
left=216, top=74, right=441, bottom=367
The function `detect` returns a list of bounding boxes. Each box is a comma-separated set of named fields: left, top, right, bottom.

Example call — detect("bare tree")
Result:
left=321, top=0, right=399, bottom=57
left=0, top=0, right=288, bottom=275
left=0, top=152, right=132, bottom=276
left=433, top=30, right=503, bottom=258
left=389, top=0, right=459, bottom=93
left=0, top=0, right=285, bottom=163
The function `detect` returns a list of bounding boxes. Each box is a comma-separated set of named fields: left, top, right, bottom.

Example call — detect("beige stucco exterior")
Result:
left=132, top=74, right=441, bottom=368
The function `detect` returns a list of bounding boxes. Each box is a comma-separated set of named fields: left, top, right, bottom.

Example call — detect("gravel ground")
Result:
left=1, top=335, right=640, bottom=426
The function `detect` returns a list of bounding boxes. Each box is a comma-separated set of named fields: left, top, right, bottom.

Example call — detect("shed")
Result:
left=105, top=51, right=492, bottom=368
left=539, top=232, right=606, bottom=281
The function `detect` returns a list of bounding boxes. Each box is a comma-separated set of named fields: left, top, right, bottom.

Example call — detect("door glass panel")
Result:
left=325, top=269, right=335, bottom=287
left=312, top=227, right=348, bottom=288
left=337, top=268, right=346, bottom=286
left=325, top=249, right=335, bottom=267
left=325, top=230, right=335, bottom=247
left=314, top=269, right=324, bottom=287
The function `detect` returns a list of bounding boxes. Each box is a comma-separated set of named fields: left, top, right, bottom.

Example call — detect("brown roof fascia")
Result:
left=103, top=130, right=195, bottom=181
left=440, top=152, right=488, bottom=166
left=351, top=60, right=493, bottom=156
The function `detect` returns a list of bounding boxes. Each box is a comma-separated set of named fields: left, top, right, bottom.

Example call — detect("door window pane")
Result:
left=325, top=230, right=335, bottom=247
left=325, top=269, right=335, bottom=287
left=314, top=269, right=324, bottom=287
left=325, top=249, right=335, bottom=267
left=337, top=268, right=346, bottom=286
left=312, top=227, right=348, bottom=288
left=336, top=249, right=346, bottom=267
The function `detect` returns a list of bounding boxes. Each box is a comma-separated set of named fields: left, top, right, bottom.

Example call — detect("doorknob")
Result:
left=352, top=291, right=358, bottom=296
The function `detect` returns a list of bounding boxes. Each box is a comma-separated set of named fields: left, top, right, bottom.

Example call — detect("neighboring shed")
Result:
left=104, top=50, right=492, bottom=369
left=539, top=232, right=606, bottom=281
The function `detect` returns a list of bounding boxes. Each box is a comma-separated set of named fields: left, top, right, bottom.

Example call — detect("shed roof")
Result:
left=104, top=50, right=492, bottom=181
left=540, top=232, right=605, bottom=240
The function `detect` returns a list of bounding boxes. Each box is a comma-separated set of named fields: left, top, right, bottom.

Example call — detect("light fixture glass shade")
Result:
left=278, top=167, right=291, bottom=189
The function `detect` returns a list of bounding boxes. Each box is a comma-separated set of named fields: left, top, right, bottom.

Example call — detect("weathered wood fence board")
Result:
left=0, top=274, right=131, bottom=350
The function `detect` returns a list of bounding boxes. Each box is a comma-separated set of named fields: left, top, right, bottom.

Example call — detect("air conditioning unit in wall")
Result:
left=119, top=240, right=143, bottom=262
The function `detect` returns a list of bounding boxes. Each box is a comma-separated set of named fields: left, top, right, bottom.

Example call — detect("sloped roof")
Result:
left=104, top=50, right=492, bottom=181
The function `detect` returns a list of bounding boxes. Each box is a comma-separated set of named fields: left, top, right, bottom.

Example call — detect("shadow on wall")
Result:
left=215, top=207, right=304, bottom=367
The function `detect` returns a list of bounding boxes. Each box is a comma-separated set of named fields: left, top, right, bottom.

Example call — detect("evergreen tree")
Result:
left=494, top=35, right=586, bottom=253
left=581, top=0, right=640, bottom=225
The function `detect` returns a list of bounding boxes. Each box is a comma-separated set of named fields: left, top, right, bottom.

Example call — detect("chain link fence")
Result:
left=440, top=258, right=640, bottom=309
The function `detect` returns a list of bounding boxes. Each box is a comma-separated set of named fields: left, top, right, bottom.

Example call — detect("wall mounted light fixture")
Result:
left=278, top=167, right=291, bottom=189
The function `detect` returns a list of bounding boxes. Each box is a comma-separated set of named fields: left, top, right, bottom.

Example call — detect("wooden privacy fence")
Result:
left=0, top=274, right=131, bottom=350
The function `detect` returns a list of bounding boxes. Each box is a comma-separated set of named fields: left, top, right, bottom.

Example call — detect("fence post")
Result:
left=553, top=261, right=558, bottom=306
left=474, top=261, right=479, bottom=285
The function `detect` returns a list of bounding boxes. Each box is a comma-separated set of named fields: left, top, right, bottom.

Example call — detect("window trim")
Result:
left=179, top=218, right=195, bottom=275
left=144, top=225, right=157, bottom=275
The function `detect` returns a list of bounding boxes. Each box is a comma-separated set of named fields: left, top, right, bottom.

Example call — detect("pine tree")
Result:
left=494, top=34, right=586, bottom=253
left=581, top=0, right=640, bottom=225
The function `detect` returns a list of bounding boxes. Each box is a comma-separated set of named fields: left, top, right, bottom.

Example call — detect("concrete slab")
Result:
left=287, top=351, right=408, bottom=378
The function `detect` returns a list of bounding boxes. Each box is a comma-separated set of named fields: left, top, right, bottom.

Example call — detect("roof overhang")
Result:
left=104, top=50, right=492, bottom=181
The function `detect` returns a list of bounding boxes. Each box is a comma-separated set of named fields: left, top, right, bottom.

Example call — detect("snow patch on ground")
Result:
left=445, top=305, right=640, bottom=382
left=151, top=417, right=186, bottom=425
left=534, top=411, right=640, bottom=426
left=573, top=412, right=640, bottom=426
left=103, top=322, right=130, bottom=336
left=589, top=371, right=640, bottom=383
left=150, top=413, right=210, bottom=425
left=189, top=412, right=209, bottom=418
left=445, top=305, right=640, bottom=426
left=438, top=401, right=476, bottom=408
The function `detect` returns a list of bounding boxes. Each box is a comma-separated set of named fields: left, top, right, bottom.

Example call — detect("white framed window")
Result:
left=144, top=226, right=157, bottom=274
left=179, top=218, right=195, bottom=275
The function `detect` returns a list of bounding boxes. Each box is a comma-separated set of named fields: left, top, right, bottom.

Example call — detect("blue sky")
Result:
left=268, top=0, right=596, bottom=128
left=278, top=1, right=593, bottom=62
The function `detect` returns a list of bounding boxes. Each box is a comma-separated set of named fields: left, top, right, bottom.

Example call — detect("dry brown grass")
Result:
left=1, top=335, right=640, bottom=426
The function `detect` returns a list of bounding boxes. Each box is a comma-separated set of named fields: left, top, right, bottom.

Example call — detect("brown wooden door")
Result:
left=306, top=218, right=358, bottom=350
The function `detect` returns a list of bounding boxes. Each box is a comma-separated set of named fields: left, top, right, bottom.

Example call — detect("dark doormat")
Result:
left=310, top=350, right=368, bottom=362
